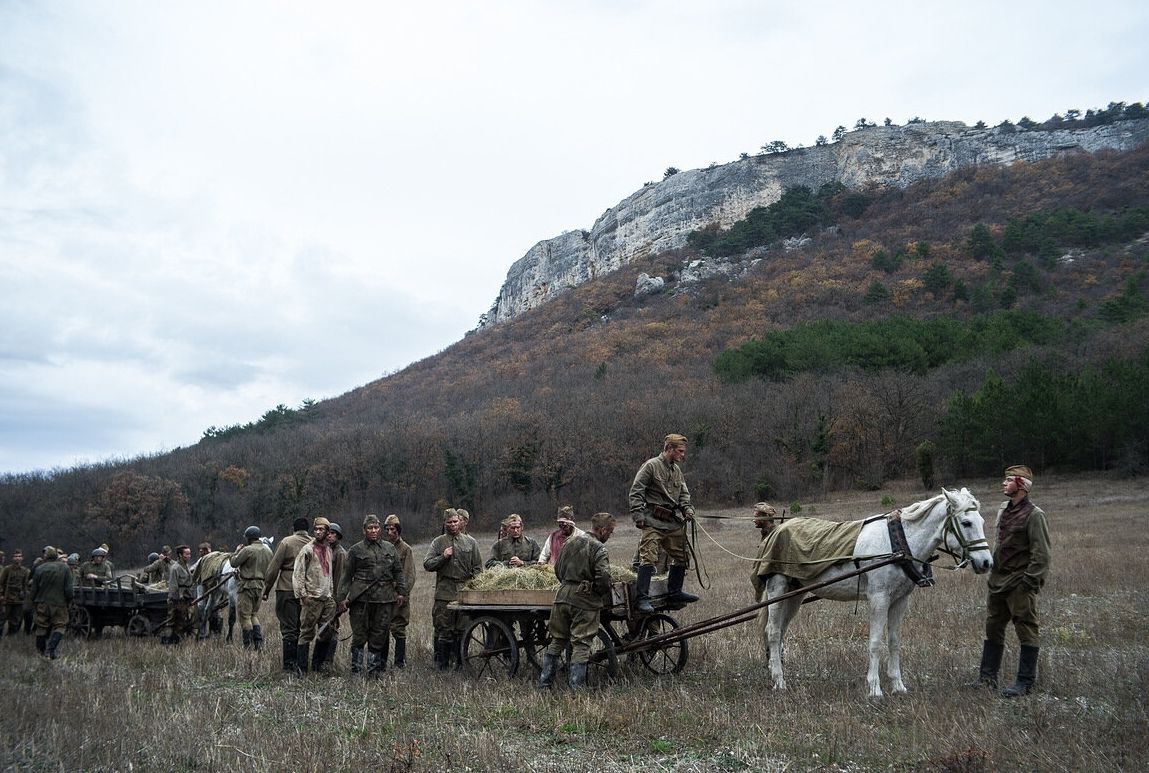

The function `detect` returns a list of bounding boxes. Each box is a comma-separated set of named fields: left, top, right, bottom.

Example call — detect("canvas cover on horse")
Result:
left=754, top=517, right=866, bottom=582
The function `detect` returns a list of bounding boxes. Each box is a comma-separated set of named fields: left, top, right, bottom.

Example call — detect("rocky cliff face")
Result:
left=480, top=118, right=1149, bottom=327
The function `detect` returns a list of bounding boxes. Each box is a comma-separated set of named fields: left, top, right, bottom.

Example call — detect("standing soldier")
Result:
left=316, top=522, right=348, bottom=670
left=972, top=464, right=1051, bottom=697
left=263, top=517, right=311, bottom=672
left=29, top=547, right=73, bottom=659
left=339, top=514, right=407, bottom=675
left=423, top=508, right=483, bottom=670
left=79, top=547, right=114, bottom=586
left=383, top=514, right=415, bottom=669
left=230, top=527, right=273, bottom=650
left=539, top=507, right=584, bottom=565
left=0, top=549, right=30, bottom=636
left=162, top=545, right=195, bottom=645
left=142, top=546, right=173, bottom=585
left=293, top=517, right=337, bottom=674
left=539, top=512, right=617, bottom=690
left=629, top=433, right=699, bottom=613
left=486, top=514, right=541, bottom=568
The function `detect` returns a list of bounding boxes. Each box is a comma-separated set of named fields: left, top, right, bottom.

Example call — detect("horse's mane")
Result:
left=897, top=493, right=947, bottom=522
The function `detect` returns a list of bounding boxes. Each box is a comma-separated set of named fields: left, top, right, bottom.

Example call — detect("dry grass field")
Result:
left=3, top=473, right=1147, bottom=772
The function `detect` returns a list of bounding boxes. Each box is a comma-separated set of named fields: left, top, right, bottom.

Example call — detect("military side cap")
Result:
left=313, top=517, right=331, bottom=529
left=383, top=514, right=400, bottom=527
left=363, top=513, right=381, bottom=527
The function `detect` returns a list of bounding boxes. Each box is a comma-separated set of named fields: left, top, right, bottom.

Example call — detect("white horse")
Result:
left=758, top=487, right=993, bottom=698
left=193, top=538, right=274, bottom=642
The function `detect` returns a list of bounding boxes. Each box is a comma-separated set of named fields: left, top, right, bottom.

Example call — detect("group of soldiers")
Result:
left=0, top=544, right=98, bottom=659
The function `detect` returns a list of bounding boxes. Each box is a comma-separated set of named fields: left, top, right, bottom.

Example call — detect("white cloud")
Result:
left=1, top=0, right=1146, bottom=473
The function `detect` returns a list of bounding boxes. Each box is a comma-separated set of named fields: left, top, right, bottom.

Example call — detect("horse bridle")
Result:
left=936, top=504, right=991, bottom=569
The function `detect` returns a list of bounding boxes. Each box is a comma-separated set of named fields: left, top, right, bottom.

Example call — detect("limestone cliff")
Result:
left=480, top=118, right=1149, bottom=327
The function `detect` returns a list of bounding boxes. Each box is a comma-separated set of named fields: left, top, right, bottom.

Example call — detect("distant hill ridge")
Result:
left=481, top=116, right=1149, bottom=327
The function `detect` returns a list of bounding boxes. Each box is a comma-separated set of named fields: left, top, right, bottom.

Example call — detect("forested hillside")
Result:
left=3, top=143, right=1148, bottom=562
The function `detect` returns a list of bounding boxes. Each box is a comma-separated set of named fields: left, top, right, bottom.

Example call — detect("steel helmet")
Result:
left=244, top=526, right=262, bottom=541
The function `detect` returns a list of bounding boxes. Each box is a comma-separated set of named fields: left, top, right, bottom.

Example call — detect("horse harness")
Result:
left=868, top=501, right=991, bottom=588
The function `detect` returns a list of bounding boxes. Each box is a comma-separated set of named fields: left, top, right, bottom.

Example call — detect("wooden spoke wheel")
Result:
left=68, top=605, right=92, bottom=638
left=126, top=613, right=152, bottom=638
left=634, top=612, right=688, bottom=675
left=460, top=616, right=520, bottom=679
left=585, top=627, right=619, bottom=686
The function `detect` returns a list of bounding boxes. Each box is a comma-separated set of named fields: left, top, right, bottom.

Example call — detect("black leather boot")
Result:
left=667, top=565, right=700, bottom=604
left=569, top=662, right=588, bottom=689
left=635, top=565, right=655, bottom=614
left=368, top=647, right=386, bottom=677
left=538, top=653, right=560, bottom=689
left=434, top=638, right=450, bottom=671
left=393, top=638, right=406, bottom=669
left=1002, top=644, right=1039, bottom=697
left=351, top=646, right=365, bottom=674
left=46, top=631, right=63, bottom=659
left=310, top=641, right=327, bottom=673
left=282, top=640, right=296, bottom=672
left=295, top=643, right=310, bottom=674
left=242, top=629, right=253, bottom=650
left=967, top=639, right=1004, bottom=688
left=35, top=634, right=47, bottom=656
left=251, top=625, right=264, bottom=650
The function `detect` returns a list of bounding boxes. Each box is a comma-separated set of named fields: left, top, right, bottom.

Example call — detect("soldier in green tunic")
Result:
left=263, top=517, right=312, bottom=672
left=29, top=547, right=73, bottom=658
left=79, top=547, right=114, bottom=586
left=141, top=546, right=173, bottom=585
left=629, top=433, right=699, bottom=613
left=338, top=514, right=408, bottom=675
left=383, top=514, right=415, bottom=669
left=0, top=549, right=31, bottom=636
left=229, top=527, right=273, bottom=650
left=163, top=546, right=195, bottom=644
left=972, top=464, right=1051, bottom=697
left=539, top=512, right=616, bottom=690
left=423, top=508, right=483, bottom=670
left=486, top=514, right=541, bottom=568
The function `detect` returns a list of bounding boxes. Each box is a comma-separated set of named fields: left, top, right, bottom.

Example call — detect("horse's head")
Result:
left=940, top=488, right=993, bottom=574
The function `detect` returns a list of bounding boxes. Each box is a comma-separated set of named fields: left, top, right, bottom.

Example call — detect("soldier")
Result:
left=229, top=527, right=273, bottom=650
left=750, top=502, right=781, bottom=601
left=423, top=508, right=483, bottom=670
left=539, top=512, right=616, bottom=690
left=162, top=545, right=195, bottom=645
left=972, top=464, right=1051, bottom=697
left=339, top=514, right=408, bottom=675
left=316, top=522, right=348, bottom=670
left=293, top=517, right=337, bottom=674
left=539, top=507, right=584, bottom=565
left=79, top=547, right=114, bottom=586
left=486, top=514, right=541, bottom=568
left=629, top=433, right=699, bottom=613
left=142, top=546, right=173, bottom=585
left=383, top=514, right=415, bottom=669
left=66, top=554, right=81, bottom=586
left=29, top=547, right=73, bottom=659
left=263, top=517, right=311, bottom=672
left=0, top=549, right=31, bottom=636
left=198, top=542, right=212, bottom=559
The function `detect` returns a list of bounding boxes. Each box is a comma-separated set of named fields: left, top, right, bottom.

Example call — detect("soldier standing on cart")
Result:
left=629, top=433, right=700, bottom=613
left=538, top=512, right=616, bottom=690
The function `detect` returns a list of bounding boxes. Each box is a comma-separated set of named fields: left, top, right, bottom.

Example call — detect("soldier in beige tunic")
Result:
left=163, top=546, right=195, bottom=644
left=423, top=508, right=482, bottom=670
left=263, top=517, right=311, bottom=672
left=538, top=512, right=616, bottom=690
left=384, top=514, right=415, bottom=669
left=629, top=433, right=699, bottom=613
left=293, top=517, right=337, bottom=674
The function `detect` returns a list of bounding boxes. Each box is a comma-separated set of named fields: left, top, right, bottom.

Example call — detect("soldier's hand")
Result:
left=339, top=600, right=349, bottom=613
left=396, top=595, right=406, bottom=608
left=684, top=511, right=695, bottom=522
left=442, top=546, right=454, bottom=558
left=509, top=556, right=523, bottom=567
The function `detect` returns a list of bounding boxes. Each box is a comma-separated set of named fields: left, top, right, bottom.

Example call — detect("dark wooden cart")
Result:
left=70, top=578, right=169, bottom=638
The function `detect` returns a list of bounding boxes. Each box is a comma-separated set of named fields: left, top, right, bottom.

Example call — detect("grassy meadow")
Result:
left=3, top=473, right=1147, bottom=772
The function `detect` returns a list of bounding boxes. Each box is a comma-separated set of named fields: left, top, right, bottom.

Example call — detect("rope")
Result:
left=692, top=517, right=765, bottom=562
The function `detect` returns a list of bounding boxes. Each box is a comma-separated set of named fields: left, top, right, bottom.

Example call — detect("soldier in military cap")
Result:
left=539, top=512, right=617, bottom=690
left=0, top=549, right=31, bottom=636
left=424, top=508, right=483, bottom=670
left=229, top=527, right=273, bottom=650
left=383, top=514, right=415, bottom=669
left=293, top=517, right=336, bottom=674
left=142, top=546, right=173, bottom=585
left=338, top=514, right=407, bottom=675
left=972, top=464, right=1051, bottom=697
left=29, top=547, right=72, bottom=658
left=79, top=547, right=114, bottom=587
left=487, top=514, right=541, bottom=568
left=316, top=522, right=348, bottom=670
left=750, top=502, right=781, bottom=600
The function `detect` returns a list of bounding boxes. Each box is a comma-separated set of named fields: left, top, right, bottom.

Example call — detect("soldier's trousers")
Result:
left=163, top=599, right=195, bottom=639
left=390, top=598, right=410, bottom=642
left=235, top=586, right=262, bottom=632
left=4, top=603, right=25, bottom=634
left=33, top=603, right=69, bottom=636
left=431, top=599, right=465, bottom=643
left=638, top=526, right=688, bottom=568
left=545, top=602, right=599, bottom=664
left=986, top=584, right=1040, bottom=646
left=350, top=601, right=394, bottom=650
left=297, top=596, right=336, bottom=646
left=275, top=590, right=301, bottom=645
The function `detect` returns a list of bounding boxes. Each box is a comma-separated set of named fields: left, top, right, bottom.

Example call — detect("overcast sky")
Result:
left=1, top=0, right=1146, bottom=475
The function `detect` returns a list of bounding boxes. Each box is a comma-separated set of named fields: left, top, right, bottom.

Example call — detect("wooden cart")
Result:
left=70, top=578, right=169, bottom=638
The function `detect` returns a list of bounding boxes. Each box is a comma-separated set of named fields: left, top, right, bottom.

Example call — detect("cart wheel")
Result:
left=520, top=618, right=550, bottom=671
left=126, top=613, right=152, bottom=637
left=634, top=612, right=688, bottom=674
left=585, top=627, right=619, bottom=686
left=461, top=616, right=519, bottom=679
left=69, top=605, right=92, bottom=638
